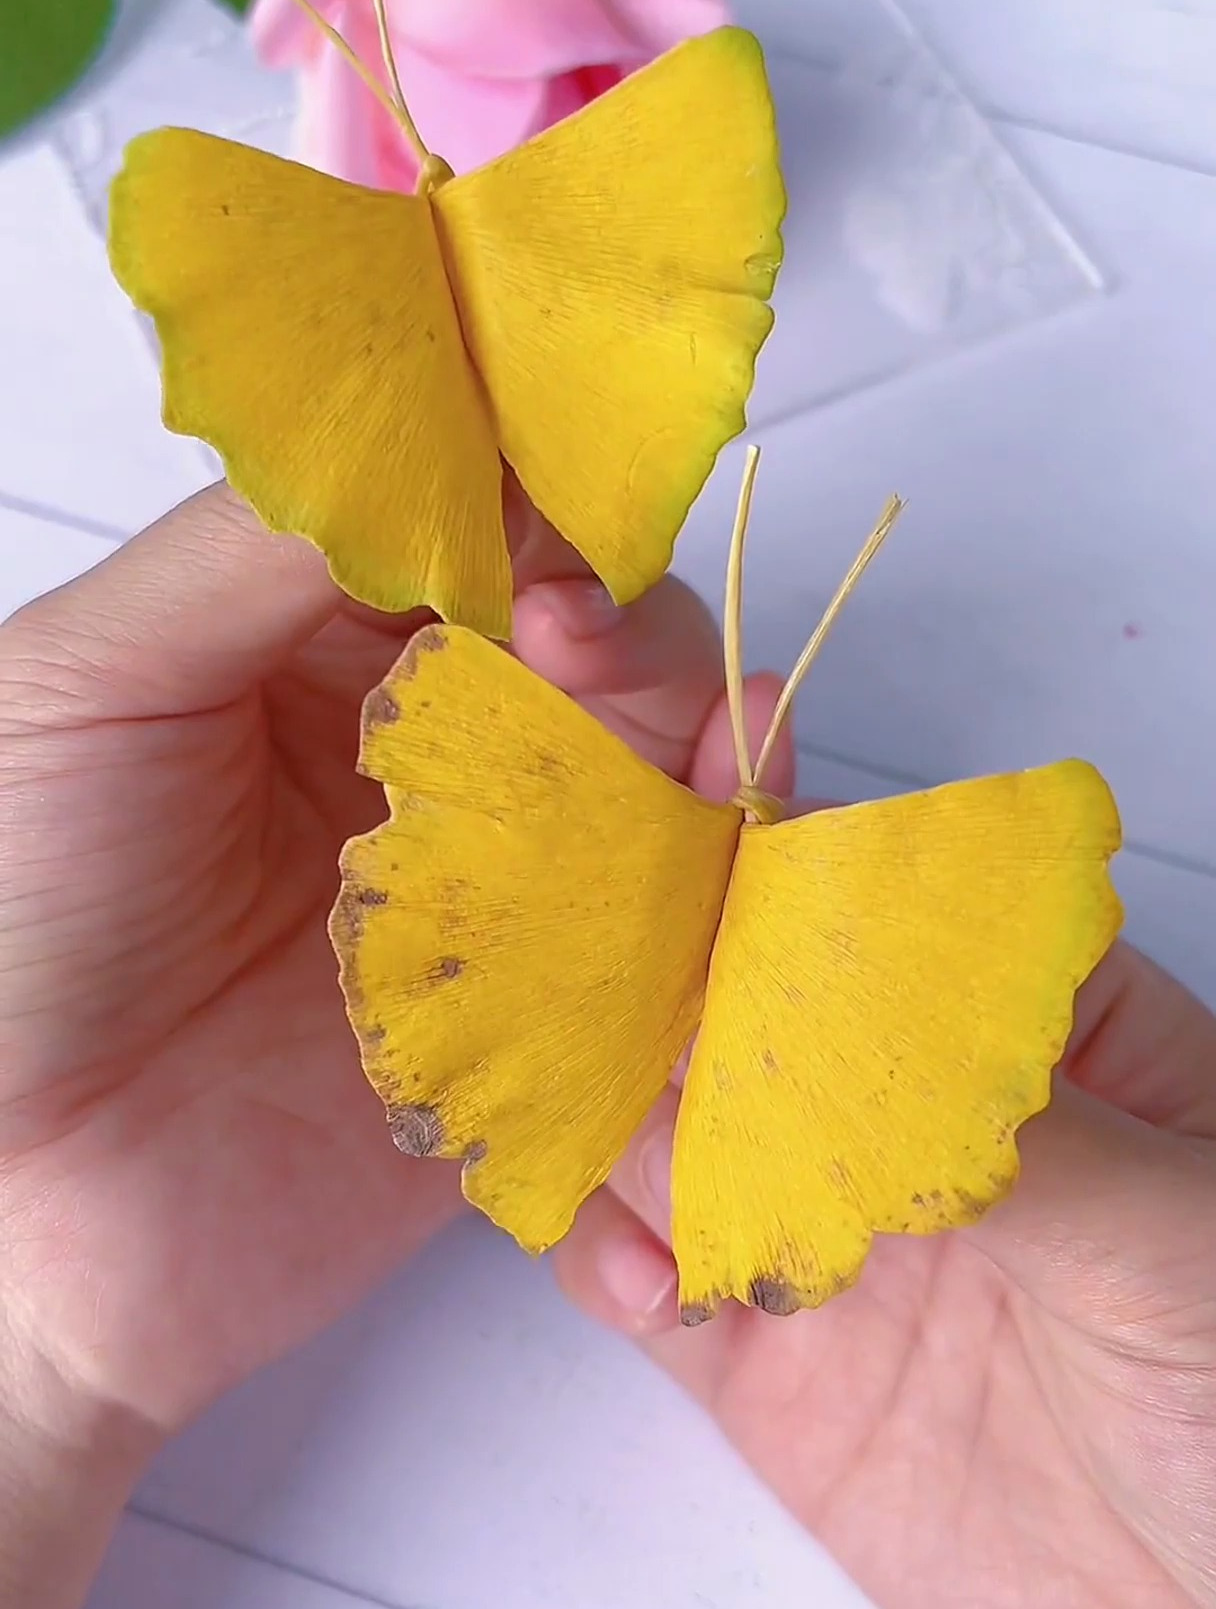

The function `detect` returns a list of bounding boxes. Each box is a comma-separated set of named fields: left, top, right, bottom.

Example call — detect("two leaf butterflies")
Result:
left=107, top=8, right=1123, bottom=1320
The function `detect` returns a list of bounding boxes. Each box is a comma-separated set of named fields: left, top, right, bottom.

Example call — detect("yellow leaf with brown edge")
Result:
left=331, top=627, right=739, bottom=1252
left=330, top=622, right=1122, bottom=1315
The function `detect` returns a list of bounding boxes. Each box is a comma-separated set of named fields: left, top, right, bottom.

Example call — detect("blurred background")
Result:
left=1, top=2, right=1214, bottom=1605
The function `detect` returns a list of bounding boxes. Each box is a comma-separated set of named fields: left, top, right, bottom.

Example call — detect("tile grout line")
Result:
left=796, top=740, right=1216, bottom=881
left=989, top=112, right=1216, bottom=185
left=127, top=1501, right=427, bottom=1609
left=0, top=489, right=127, bottom=544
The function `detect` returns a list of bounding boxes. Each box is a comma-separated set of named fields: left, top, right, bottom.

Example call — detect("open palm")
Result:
left=560, top=886, right=1216, bottom=1608
left=0, top=484, right=785, bottom=1439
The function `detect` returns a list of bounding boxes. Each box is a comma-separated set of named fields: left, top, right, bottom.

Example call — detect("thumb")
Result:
left=1, top=483, right=344, bottom=723
left=962, top=949, right=1216, bottom=1346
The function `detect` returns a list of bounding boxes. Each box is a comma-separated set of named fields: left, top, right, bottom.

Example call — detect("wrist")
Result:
left=0, top=1323, right=159, bottom=1609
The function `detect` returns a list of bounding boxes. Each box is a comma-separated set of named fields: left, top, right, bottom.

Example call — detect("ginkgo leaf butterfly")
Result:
left=106, top=5, right=785, bottom=639
left=329, top=449, right=1123, bottom=1321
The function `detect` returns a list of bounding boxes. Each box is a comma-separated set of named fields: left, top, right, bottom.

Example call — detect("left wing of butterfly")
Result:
left=108, top=130, right=510, bottom=635
left=330, top=623, right=741, bottom=1251
left=671, top=765, right=1123, bottom=1322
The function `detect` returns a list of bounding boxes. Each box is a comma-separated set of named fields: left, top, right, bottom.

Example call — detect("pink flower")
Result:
left=250, top=0, right=730, bottom=193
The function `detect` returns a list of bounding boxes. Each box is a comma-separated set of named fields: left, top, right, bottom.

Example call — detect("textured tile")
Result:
left=0, top=142, right=206, bottom=535
left=88, top=1512, right=382, bottom=1609
left=902, top=0, right=1216, bottom=171
left=140, top=1223, right=871, bottom=1609
left=672, top=129, right=1216, bottom=871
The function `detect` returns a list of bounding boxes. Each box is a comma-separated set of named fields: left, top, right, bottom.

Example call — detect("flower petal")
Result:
left=249, top=0, right=330, bottom=67
left=391, top=0, right=641, bottom=79
left=296, top=15, right=389, bottom=187
left=392, top=44, right=552, bottom=173
left=609, top=0, right=732, bottom=54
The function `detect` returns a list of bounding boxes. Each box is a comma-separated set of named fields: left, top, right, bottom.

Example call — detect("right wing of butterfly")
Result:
left=670, top=763, right=1123, bottom=1321
left=434, top=25, right=785, bottom=606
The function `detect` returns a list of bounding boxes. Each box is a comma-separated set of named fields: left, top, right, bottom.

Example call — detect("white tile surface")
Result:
left=0, top=144, right=207, bottom=535
left=88, top=1512, right=380, bottom=1609
left=903, top=0, right=1216, bottom=171
left=3, top=3, right=1216, bottom=1609
left=139, top=1224, right=867, bottom=1609
left=673, top=129, right=1216, bottom=871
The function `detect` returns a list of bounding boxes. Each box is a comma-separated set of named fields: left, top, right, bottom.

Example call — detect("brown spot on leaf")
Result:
left=388, top=1103, right=444, bottom=1157
left=330, top=886, right=366, bottom=948
left=364, top=1024, right=387, bottom=1048
left=911, top=1189, right=944, bottom=1211
left=437, top=956, right=463, bottom=980
left=761, top=1048, right=779, bottom=1075
left=954, top=1187, right=992, bottom=1222
left=363, top=686, right=400, bottom=731
left=397, top=627, right=448, bottom=680
left=356, top=886, right=389, bottom=907
left=463, top=1138, right=487, bottom=1166
left=749, top=1276, right=801, bottom=1317
left=679, top=1301, right=715, bottom=1328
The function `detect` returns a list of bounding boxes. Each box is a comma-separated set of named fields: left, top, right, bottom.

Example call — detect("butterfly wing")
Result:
left=671, top=763, right=1123, bottom=1321
left=330, top=624, right=739, bottom=1252
left=108, top=129, right=511, bottom=635
left=433, top=26, right=784, bottom=603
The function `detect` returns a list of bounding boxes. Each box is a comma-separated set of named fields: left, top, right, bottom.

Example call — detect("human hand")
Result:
left=557, top=820, right=1216, bottom=1608
left=0, top=481, right=793, bottom=1604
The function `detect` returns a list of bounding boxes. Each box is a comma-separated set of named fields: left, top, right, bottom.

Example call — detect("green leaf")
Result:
left=0, top=0, right=117, bottom=140
left=214, top=0, right=256, bottom=13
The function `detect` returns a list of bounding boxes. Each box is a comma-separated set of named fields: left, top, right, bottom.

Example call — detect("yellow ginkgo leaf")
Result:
left=671, top=762, right=1120, bottom=1320
left=107, top=19, right=784, bottom=638
left=331, top=627, right=738, bottom=1250
left=330, top=450, right=1123, bottom=1317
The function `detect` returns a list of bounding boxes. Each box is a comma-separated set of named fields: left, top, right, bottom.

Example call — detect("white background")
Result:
left=1, top=1, right=1214, bottom=1605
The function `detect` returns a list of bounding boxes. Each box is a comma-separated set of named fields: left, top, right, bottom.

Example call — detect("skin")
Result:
left=1, top=482, right=1213, bottom=1607
left=0, top=480, right=792, bottom=1608
left=557, top=928, right=1216, bottom=1608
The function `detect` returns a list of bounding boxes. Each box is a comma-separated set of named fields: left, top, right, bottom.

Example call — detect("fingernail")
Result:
left=642, top=1132, right=673, bottom=1215
left=533, top=579, right=624, bottom=639
left=597, top=1232, right=676, bottom=1321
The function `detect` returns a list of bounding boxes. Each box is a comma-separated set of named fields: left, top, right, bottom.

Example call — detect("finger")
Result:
left=607, top=1084, right=681, bottom=1249
left=1, top=482, right=344, bottom=722
left=962, top=1079, right=1216, bottom=1345
left=1063, top=941, right=1216, bottom=1139
left=504, top=470, right=592, bottom=590
left=552, top=1188, right=679, bottom=1339
left=687, top=672, right=796, bottom=802
left=513, top=572, right=724, bottom=782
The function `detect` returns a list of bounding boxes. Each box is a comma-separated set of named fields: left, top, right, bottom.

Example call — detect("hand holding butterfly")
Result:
left=558, top=926, right=1216, bottom=1607
left=0, top=480, right=793, bottom=1609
